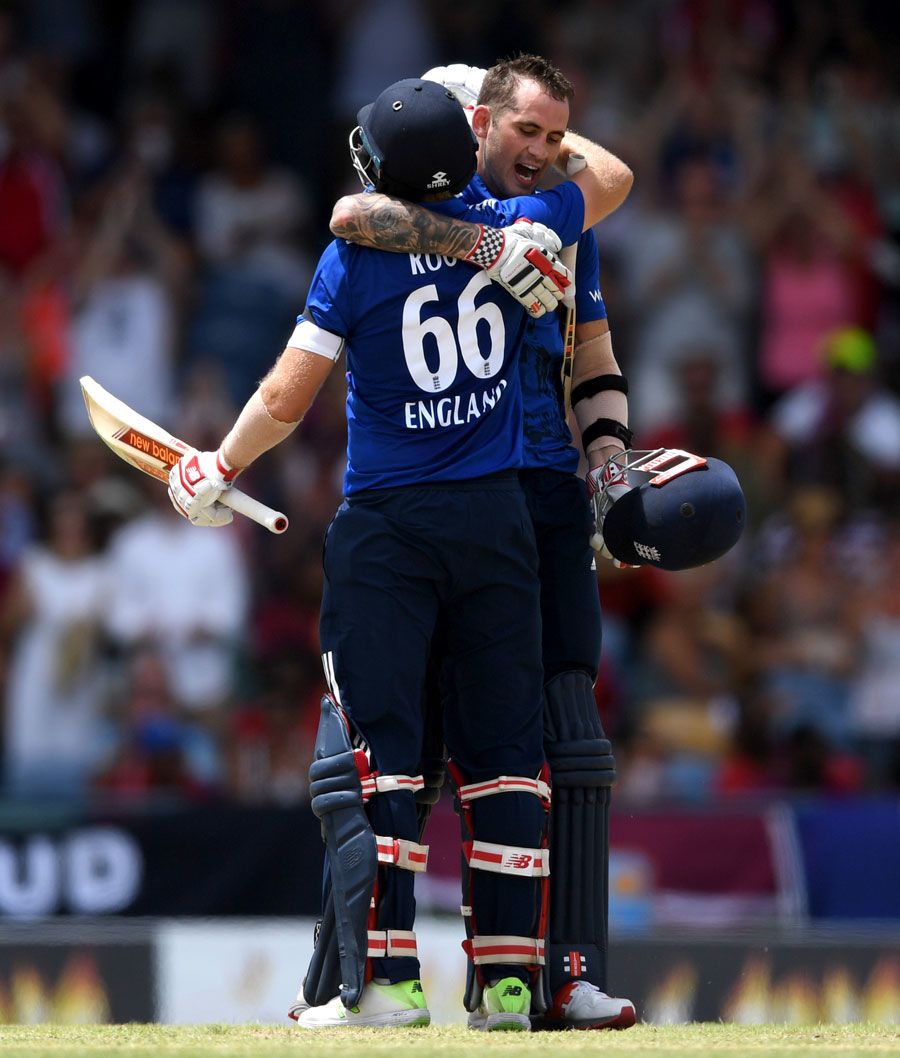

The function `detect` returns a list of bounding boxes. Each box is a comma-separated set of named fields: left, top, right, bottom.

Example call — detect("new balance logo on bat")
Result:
left=116, top=427, right=182, bottom=466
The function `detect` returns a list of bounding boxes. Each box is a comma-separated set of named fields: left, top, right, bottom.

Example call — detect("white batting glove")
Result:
left=168, top=449, right=236, bottom=528
left=587, top=464, right=615, bottom=561
left=465, top=220, right=573, bottom=318
left=586, top=464, right=638, bottom=568
left=422, top=64, right=486, bottom=118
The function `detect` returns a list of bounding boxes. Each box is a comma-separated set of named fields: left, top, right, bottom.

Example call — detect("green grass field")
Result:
left=0, top=1024, right=898, bottom=1058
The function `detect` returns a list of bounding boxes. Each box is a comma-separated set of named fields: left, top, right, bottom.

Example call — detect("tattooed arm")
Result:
left=330, top=193, right=574, bottom=317
left=331, top=193, right=481, bottom=257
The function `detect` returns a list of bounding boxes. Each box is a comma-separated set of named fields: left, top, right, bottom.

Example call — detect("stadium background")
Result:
left=1, top=0, right=899, bottom=1026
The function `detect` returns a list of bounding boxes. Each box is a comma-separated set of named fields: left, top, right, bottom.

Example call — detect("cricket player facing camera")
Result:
left=168, top=73, right=625, bottom=1032
left=325, top=55, right=637, bottom=1031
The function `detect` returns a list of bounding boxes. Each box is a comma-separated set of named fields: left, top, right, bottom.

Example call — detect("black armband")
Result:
left=581, top=418, right=634, bottom=452
left=571, top=374, right=629, bottom=407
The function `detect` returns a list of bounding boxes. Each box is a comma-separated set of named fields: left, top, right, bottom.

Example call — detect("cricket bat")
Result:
left=560, top=154, right=587, bottom=410
left=80, top=375, right=289, bottom=534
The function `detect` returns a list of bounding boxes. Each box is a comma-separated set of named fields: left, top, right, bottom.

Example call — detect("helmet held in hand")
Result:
left=591, top=449, right=746, bottom=571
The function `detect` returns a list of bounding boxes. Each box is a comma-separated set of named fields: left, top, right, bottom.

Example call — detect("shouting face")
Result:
left=473, top=76, right=570, bottom=199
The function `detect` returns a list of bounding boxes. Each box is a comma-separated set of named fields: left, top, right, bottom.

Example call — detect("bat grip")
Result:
left=222, top=488, right=289, bottom=534
left=559, top=153, right=585, bottom=304
left=559, top=242, right=578, bottom=311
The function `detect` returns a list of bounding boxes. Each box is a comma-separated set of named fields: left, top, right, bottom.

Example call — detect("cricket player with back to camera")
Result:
left=168, top=75, right=618, bottom=1031
left=327, top=54, right=637, bottom=1031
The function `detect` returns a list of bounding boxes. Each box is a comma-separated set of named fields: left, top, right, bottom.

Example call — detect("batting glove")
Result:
left=168, top=448, right=236, bottom=528
left=586, top=464, right=638, bottom=568
left=465, top=219, right=573, bottom=318
left=421, top=63, right=486, bottom=118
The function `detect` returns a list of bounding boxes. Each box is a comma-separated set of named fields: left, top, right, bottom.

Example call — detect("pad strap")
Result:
left=376, top=836, right=429, bottom=872
left=465, top=840, right=550, bottom=877
left=360, top=771, right=425, bottom=801
left=466, top=935, right=546, bottom=966
left=457, top=774, right=551, bottom=804
left=367, top=929, right=418, bottom=959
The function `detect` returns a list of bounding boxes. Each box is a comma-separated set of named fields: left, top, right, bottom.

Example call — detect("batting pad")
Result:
left=543, top=670, right=615, bottom=996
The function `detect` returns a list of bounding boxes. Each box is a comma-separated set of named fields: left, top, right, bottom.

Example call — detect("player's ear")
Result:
left=471, top=104, right=491, bottom=141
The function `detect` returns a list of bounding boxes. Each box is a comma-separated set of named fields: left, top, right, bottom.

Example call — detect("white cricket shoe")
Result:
left=286, top=990, right=308, bottom=1021
left=296, top=979, right=430, bottom=1028
left=540, top=980, right=636, bottom=1030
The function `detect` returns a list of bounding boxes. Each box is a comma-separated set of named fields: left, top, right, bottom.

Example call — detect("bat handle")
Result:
left=559, top=155, right=585, bottom=305
left=222, top=488, right=289, bottom=534
left=560, top=244, right=578, bottom=272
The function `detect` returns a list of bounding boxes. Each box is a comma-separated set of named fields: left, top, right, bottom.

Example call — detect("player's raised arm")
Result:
left=556, top=131, right=633, bottom=230
left=330, top=194, right=571, bottom=318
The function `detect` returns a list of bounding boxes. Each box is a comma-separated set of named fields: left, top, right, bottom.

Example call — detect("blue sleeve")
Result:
left=302, top=240, right=353, bottom=336
left=574, top=228, right=607, bottom=321
left=451, top=182, right=585, bottom=247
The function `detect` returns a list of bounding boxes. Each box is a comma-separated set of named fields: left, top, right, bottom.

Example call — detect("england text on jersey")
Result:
left=404, top=379, right=508, bottom=429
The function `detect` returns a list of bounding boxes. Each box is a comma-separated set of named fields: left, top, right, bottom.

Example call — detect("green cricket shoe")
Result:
left=296, top=979, right=430, bottom=1028
left=467, top=977, right=532, bottom=1032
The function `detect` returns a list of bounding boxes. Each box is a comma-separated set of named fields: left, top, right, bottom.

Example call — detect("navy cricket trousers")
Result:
left=519, top=468, right=602, bottom=682
left=319, top=473, right=546, bottom=984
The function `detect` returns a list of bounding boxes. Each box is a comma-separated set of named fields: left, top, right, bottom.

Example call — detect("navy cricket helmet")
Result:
left=594, top=449, right=746, bottom=571
left=350, top=78, right=478, bottom=201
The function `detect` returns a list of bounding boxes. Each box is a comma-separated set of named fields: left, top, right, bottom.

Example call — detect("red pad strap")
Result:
left=464, top=840, right=549, bottom=877
left=463, top=935, right=545, bottom=967
left=360, top=772, right=424, bottom=802
left=367, top=929, right=418, bottom=959
left=457, top=774, right=551, bottom=805
left=375, top=837, right=429, bottom=872
left=353, top=749, right=424, bottom=803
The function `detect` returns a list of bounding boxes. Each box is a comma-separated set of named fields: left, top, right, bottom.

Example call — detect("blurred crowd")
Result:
left=1, top=0, right=900, bottom=806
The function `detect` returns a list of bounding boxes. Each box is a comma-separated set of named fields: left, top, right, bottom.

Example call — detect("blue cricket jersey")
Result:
left=462, top=174, right=607, bottom=473
left=300, top=185, right=584, bottom=493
